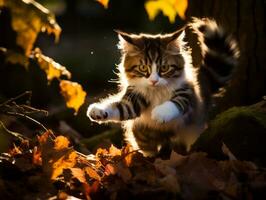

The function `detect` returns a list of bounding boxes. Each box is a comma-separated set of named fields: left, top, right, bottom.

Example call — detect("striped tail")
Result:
left=190, top=18, right=240, bottom=93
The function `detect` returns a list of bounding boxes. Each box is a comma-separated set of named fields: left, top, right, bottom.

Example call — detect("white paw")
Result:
left=87, top=104, right=109, bottom=122
left=151, top=101, right=180, bottom=124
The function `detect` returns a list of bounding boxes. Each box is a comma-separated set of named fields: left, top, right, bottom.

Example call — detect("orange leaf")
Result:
left=51, top=151, right=77, bottom=180
left=104, top=163, right=116, bottom=176
left=37, top=130, right=53, bottom=144
left=96, top=148, right=109, bottom=158
left=96, top=0, right=109, bottom=9
left=54, top=136, right=70, bottom=150
left=69, top=167, right=86, bottom=183
left=9, top=144, right=22, bottom=156
left=109, top=144, right=121, bottom=157
left=84, top=167, right=101, bottom=181
left=32, top=146, right=42, bottom=165
left=59, top=80, right=86, bottom=115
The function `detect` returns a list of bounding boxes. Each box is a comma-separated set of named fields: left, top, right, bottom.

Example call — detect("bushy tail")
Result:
left=190, top=18, right=240, bottom=94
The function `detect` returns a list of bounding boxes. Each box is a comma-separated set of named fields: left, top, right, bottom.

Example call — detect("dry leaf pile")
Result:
left=0, top=130, right=265, bottom=200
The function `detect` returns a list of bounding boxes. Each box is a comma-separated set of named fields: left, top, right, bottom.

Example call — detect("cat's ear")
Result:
left=163, top=29, right=185, bottom=44
left=163, top=29, right=185, bottom=55
left=115, top=30, right=143, bottom=55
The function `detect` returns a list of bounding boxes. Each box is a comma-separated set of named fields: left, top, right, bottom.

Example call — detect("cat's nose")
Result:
left=150, top=80, right=158, bottom=86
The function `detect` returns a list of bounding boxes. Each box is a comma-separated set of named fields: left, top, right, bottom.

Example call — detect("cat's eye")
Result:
left=138, top=65, right=148, bottom=72
left=160, top=65, right=170, bottom=73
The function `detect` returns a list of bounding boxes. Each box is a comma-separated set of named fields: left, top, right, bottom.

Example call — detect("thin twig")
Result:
left=0, top=91, right=32, bottom=107
left=0, top=121, right=29, bottom=141
left=6, top=111, right=48, bottom=132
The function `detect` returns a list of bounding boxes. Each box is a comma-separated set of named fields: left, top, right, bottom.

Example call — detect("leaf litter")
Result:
left=0, top=129, right=266, bottom=200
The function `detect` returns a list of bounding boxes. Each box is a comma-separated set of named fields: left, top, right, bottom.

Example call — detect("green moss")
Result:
left=192, top=101, right=266, bottom=166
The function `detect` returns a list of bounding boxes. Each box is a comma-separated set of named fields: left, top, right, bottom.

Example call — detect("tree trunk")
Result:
left=186, top=0, right=266, bottom=111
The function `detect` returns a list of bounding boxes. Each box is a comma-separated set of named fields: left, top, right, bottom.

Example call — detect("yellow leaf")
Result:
left=54, top=136, right=70, bottom=150
left=51, top=151, right=77, bottom=180
left=96, top=0, right=109, bottom=9
left=145, top=0, right=188, bottom=23
left=32, top=48, right=71, bottom=82
left=59, top=80, right=86, bottom=114
left=173, top=0, right=188, bottom=20
left=0, top=0, right=61, bottom=55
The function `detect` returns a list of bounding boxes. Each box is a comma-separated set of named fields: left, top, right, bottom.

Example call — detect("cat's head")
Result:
left=117, top=30, right=187, bottom=88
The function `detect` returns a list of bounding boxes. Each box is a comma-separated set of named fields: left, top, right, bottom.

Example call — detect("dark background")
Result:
left=0, top=0, right=265, bottom=152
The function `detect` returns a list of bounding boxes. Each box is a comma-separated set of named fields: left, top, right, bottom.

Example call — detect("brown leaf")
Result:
left=83, top=181, right=100, bottom=199
left=69, top=167, right=86, bottom=183
left=85, top=166, right=101, bottom=181
left=59, top=80, right=86, bottom=114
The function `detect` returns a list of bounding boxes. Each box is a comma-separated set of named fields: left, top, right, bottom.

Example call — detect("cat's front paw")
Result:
left=87, top=104, right=108, bottom=122
left=151, top=101, right=180, bottom=124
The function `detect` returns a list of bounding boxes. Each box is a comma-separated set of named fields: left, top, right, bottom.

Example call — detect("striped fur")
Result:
left=189, top=18, right=239, bottom=93
left=87, top=18, right=239, bottom=157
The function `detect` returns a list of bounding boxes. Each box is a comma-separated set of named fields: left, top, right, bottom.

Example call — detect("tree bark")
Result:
left=186, top=0, right=266, bottom=111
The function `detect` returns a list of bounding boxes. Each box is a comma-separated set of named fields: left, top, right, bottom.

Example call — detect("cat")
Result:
left=87, top=18, right=239, bottom=157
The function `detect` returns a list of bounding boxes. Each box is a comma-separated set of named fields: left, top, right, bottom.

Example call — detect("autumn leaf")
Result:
left=0, top=0, right=61, bottom=56
left=96, top=0, right=109, bottom=9
left=37, top=130, right=54, bottom=144
left=84, top=166, right=101, bottom=181
left=32, top=146, right=42, bottom=165
left=51, top=151, right=77, bottom=180
left=69, top=168, right=86, bottom=183
left=54, top=136, right=70, bottom=151
left=145, top=0, right=188, bottom=23
left=109, top=144, right=121, bottom=157
left=32, top=48, right=71, bottom=83
left=60, top=80, right=86, bottom=114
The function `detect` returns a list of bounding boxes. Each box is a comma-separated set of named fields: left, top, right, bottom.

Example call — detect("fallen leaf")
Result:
left=145, top=0, right=188, bottom=23
left=51, top=151, right=77, bottom=180
left=33, top=48, right=71, bottom=83
left=84, top=166, right=101, bottom=181
left=104, top=163, right=116, bottom=176
left=32, top=146, right=42, bottom=165
left=96, top=0, right=109, bottom=9
left=69, top=167, right=86, bottom=183
left=109, top=145, right=121, bottom=157
left=37, top=130, right=53, bottom=144
left=9, top=144, right=22, bottom=156
left=54, top=136, right=70, bottom=151
left=59, top=80, right=86, bottom=115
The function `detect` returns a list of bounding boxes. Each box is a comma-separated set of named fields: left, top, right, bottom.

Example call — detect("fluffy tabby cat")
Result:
left=87, top=18, right=239, bottom=157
